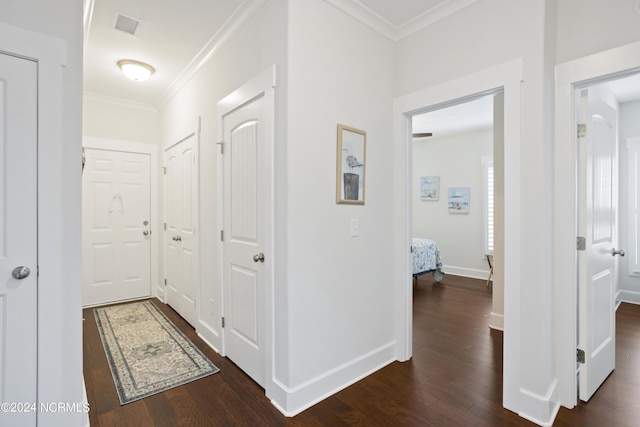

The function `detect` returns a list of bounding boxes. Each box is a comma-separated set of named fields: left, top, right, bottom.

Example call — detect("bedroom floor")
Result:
left=83, top=275, right=640, bottom=426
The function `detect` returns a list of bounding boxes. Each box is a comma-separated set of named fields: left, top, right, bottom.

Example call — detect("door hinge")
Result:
left=577, top=123, right=587, bottom=138
left=164, top=222, right=167, bottom=231
left=220, top=230, right=224, bottom=241
left=221, top=317, right=225, bottom=328
left=577, top=236, right=586, bottom=251
left=217, top=141, right=224, bottom=154
left=164, top=278, right=167, bottom=286
left=577, top=348, right=586, bottom=364
left=163, top=166, right=167, bottom=175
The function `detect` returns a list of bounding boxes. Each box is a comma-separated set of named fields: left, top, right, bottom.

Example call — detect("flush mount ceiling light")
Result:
left=117, top=59, right=155, bottom=81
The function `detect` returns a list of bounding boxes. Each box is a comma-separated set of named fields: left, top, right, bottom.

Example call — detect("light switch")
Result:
left=350, top=218, right=359, bottom=237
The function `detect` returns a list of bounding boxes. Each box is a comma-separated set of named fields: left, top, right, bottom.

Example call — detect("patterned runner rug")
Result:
left=94, top=300, right=219, bottom=404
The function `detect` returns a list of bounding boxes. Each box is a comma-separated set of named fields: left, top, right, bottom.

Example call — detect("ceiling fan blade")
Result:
left=412, top=132, right=433, bottom=138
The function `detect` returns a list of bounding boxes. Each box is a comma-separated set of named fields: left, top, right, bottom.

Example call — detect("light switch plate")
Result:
left=350, top=218, right=359, bottom=237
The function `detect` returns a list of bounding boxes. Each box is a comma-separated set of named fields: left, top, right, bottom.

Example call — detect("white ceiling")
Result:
left=83, top=0, right=468, bottom=108
left=84, top=0, right=640, bottom=122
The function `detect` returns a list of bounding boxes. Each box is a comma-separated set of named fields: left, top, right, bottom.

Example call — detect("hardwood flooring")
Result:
left=83, top=275, right=640, bottom=426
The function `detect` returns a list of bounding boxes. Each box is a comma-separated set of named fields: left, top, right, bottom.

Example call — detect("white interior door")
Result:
left=578, top=88, right=619, bottom=401
left=164, top=135, right=198, bottom=326
left=0, top=52, right=38, bottom=425
left=222, top=94, right=267, bottom=387
left=83, top=149, right=151, bottom=306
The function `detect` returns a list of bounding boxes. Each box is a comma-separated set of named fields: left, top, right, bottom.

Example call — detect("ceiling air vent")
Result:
left=114, top=13, right=140, bottom=36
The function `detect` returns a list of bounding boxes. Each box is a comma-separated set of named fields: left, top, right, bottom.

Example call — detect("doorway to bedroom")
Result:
left=410, top=92, right=504, bottom=329
left=409, top=91, right=506, bottom=411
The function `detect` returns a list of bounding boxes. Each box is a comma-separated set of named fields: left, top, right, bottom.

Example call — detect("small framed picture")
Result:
left=448, top=187, right=470, bottom=213
left=420, top=176, right=440, bottom=201
left=336, top=124, right=366, bottom=205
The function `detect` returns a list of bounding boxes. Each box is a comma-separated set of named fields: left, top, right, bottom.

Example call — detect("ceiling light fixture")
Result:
left=117, top=59, right=155, bottom=81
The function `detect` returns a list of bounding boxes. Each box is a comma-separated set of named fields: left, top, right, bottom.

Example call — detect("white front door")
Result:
left=82, top=149, right=152, bottom=306
left=222, top=93, right=267, bottom=387
left=164, top=135, right=198, bottom=326
left=0, top=52, right=38, bottom=425
left=577, top=88, right=618, bottom=401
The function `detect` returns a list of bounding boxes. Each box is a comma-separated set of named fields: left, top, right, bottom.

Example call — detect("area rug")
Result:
left=94, top=300, right=219, bottom=404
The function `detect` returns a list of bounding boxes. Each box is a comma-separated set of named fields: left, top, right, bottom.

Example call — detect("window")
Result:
left=482, top=156, right=494, bottom=254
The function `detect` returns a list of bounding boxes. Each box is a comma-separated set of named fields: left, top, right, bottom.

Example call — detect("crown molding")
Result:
left=323, top=0, right=479, bottom=41
left=83, top=91, right=158, bottom=112
left=155, top=0, right=267, bottom=108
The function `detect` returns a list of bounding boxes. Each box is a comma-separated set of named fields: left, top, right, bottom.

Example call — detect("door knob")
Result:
left=253, top=253, right=265, bottom=263
left=12, top=266, right=30, bottom=280
left=612, top=248, right=626, bottom=257
left=176, top=235, right=182, bottom=242
left=143, top=230, right=150, bottom=236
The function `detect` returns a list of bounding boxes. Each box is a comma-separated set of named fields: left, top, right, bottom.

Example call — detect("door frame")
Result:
left=82, top=137, right=159, bottom=304
left=554, top=40, right=640, bottom=408
left=0, top=22, right=86, bottom=425
left=216, top=66, right=275, bottom=389
left=393, top=58, right=523, bottom=411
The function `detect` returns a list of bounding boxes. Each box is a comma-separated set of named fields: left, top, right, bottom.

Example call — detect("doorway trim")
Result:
left=554, top=40, right=640, bottom=409
left=393, top=58, right=523, bottom=411
left=82, top=137, right=159, bottom=303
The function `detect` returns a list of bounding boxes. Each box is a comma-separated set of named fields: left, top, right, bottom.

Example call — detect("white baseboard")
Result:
left=518, top=379, right=560, bottom=427
left=269, top=342, right=396, bottom=417
left=489, top=312, right=504, bottom=331
left=618, top=289, right=640, bottom=306
left=444, top=265, right=490, bottom=280
left=196, top=322, right=222, bottom=354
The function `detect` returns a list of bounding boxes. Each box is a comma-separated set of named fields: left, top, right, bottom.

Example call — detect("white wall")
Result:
left=2, top=1, right=84, bottom=426
left=412, top=128, right=492, bottom=277
left=157, top=0, right=289, bottom=406
left=618, top=100, right=640, bottom=303
left=556, top=0, right=640, bottom=64
left=395, top=0, right=557, bottom=423
left=83, top=95, right=158, bottom=144
left=284, top=0, right=395, bottom=413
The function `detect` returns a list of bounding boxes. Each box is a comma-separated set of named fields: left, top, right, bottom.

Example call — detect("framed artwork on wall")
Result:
left=448, top=187, right=470, bottom=213
left=420, top=176, right=440, bottom=201
left=336, top=124, right=366, bottom=205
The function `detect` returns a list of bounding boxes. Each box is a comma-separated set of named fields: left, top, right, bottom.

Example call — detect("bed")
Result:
left=411, top=237, right=445, bottom=283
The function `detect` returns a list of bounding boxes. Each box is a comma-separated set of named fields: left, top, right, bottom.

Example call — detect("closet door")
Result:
left=164, top=134, right=198, bottom=326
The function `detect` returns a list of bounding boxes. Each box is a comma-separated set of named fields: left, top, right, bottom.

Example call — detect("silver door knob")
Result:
left=12, top=266, right=30, bottom=280
left=612, top=248, right=626, bottom=257
left=253, top=253, right=265, bottom=263
left=143, top=230, right=150, bottom=236
left=176, top=235, right=182, bottom=242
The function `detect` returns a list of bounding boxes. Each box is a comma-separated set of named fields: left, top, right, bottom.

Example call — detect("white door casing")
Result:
left=83, top=149, right=151, bottom=306
left=0, top=52, right=38, bottom=425
left=164, top=133, right=198, bottom=327
left=218, top=67, right=275, bottom=389
left=577, top=88, right=618, bottom=401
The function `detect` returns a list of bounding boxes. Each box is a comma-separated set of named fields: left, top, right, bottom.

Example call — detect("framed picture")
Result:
left=448, top=187, right=470, bottom=213
left=336, top=124, right=366, bottom=204
left=420, top=176, right=440, bottom=201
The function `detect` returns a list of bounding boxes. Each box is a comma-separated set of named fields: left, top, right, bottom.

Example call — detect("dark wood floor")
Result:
left=83, top=275, right=640, bottom=426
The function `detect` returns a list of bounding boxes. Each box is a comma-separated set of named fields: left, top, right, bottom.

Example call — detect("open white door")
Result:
left=577, top=88, right=619, bottom=401
left=0, top=52, right=38, bottom=425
